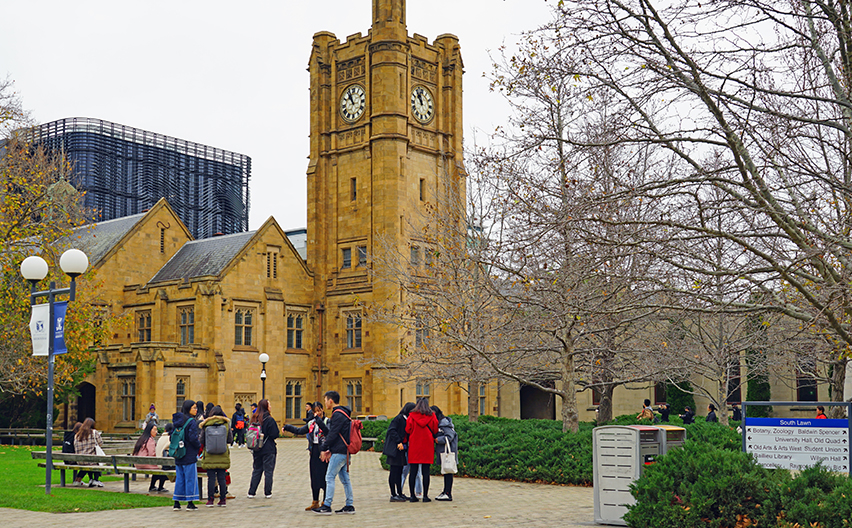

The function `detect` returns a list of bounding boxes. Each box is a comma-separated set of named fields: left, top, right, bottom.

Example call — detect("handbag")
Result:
left=440, top=441, right=457, bottom=475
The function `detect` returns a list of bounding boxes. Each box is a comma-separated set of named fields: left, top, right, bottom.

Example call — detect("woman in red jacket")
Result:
left=405, top=398, right=438, bottom=502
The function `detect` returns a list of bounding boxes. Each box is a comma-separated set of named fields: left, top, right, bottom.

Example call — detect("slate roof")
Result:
left=149, top=231, right=256, bottom=284
left=61, top=214, right=146, bottom=266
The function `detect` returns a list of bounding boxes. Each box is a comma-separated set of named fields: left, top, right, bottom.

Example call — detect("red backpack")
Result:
left=334, top=408, right=363, bottom=455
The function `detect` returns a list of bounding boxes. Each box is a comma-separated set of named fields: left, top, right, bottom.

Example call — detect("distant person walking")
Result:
left=816, top=406, right=828, bottom=419
left=74, top=418, right=104, bottom=487
left=637, top=399, right=655, bottom=421
left=384, top=402, right=414, bottom=502
left=405, top=398, right=438, bottom=502
left=312, top=390, right=355, bottom=515
left=706, top=404, right=718, bottom=423
left=431, top=405, right=458, bottom=502
left=232, top=403, right=247, bottom=447
left=133, top=421, right=168, bottom=492
left=659, top=403, right=671, bottom=422
left=247, top=399, right=279, bottom=499
left=284, top=401, right=330, bottom=510
left=172, top=399, right=201, bottom=511
left=679, top=406, right=695, bottom=425
left=200, top=405, right=232, bottom=507
left=731, top=404, right=742, bottom=421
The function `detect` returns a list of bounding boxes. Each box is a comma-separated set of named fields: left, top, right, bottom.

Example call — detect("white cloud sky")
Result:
left=0, top=0, right=553, bottom=231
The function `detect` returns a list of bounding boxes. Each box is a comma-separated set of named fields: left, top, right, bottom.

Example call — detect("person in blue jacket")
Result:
left=172, top=399, right=201, bottom=511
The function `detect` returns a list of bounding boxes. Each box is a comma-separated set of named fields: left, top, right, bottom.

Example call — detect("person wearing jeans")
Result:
left=312, top=390, right=355, bottom=515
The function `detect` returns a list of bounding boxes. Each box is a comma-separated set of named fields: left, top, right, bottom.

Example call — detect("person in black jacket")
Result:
left=172, top=399, right=201, bottom=511
left=679, top=406, right=695, bottom=425
left=284, top=401, right=330, bottom=510
left=384, top=402, right=414, bottom=502
left=231, top=403, right=247, bottom=447
left=246, top=398, right=280, bottom=499
left=312, top=390, right=355, bottom=515
left=706, top=404, right=718, bottom=423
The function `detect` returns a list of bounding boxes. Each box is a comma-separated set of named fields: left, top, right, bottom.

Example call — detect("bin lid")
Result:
left=656, top=425, right=685, bottom=431
left=626, top=425, right=659, bottom=431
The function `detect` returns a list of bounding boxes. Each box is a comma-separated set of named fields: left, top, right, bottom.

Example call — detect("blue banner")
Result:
left=745, top=417, right=849, bottom=428
left=53, top=301, right=67, bottom=355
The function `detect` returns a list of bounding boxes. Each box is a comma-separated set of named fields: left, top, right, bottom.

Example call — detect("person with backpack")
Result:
left=405, top=398, right=438, bottom=502
left=231, top=403, right=246, bottom=447
left=200, top=405, right=233, bottom=507
left=246, top=398, right=280, bottom=499
left=133, top=421, right=169, bottom=492
left=431, top=406, right=458, bottom=502
left=284, top=401, right=330, bottom=510
left=312, top=390, right=355, bottom=515
left=384, top=402, right=414, bottom=502
left=171, top=399, right=201, bottom=511
left=637, top=399, right=655, bottom=421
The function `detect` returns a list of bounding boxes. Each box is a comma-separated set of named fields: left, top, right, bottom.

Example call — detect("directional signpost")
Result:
left=742, top=402, right=851, bottom=475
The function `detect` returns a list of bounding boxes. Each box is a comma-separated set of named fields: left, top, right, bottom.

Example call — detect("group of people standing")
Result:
left=383, top=399, right=457, bottom=503
left=77, top=391, right=459, bottom=516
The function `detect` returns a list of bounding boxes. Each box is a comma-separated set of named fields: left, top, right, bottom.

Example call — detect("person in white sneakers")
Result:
left=431, top=406, right=458, bottom=502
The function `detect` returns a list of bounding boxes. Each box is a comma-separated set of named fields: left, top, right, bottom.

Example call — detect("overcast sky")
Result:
left=1, top=0, right=553, bottom=231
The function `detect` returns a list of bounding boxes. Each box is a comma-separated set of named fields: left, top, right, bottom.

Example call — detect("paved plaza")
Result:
left=3, top=438, right=597, bottom=527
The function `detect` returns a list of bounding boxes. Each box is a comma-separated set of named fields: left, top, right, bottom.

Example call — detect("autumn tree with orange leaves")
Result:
left=0, top=79, right=117, bottom=401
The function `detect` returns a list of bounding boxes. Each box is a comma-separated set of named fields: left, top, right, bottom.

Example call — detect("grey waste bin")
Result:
left=593, top=425, right=663, bottom=526
left=656, top=424, right=686, bottom=452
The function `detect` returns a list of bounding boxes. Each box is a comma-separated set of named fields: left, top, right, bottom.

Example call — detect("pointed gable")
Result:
left=149, top=231, right=256, bottom=283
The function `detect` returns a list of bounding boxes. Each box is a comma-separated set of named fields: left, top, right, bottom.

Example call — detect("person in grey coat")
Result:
left=431, top=406, right=458, bottom=501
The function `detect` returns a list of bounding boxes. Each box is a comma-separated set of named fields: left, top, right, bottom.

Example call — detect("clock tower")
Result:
left=306, top=0, right=465, bottom=414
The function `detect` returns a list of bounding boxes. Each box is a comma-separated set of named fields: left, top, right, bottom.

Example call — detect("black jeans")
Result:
left=149, top=474, right=168, bottom=490
left=234, top=428, right=245, bottom=445
left=409, top=463, right=431, bottom=498
left=389, top=464, right=404, bottom=496
left=207, top=468, right=227, bottom=500
left=442, top=473, right=453, bottom=497
left=248, top=451, right=276, bottom=496
left=309, top=444, right=328, bottom=501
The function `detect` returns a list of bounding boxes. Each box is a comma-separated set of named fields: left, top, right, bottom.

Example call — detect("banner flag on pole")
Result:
left=30, top=304, right=49, bottom=356
left=53, top=301, right=67, bottom=355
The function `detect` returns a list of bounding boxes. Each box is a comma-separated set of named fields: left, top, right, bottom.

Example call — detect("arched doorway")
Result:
left=77, top=382, right=96, bottom=423
left=520, top=382, right=556, bottom=420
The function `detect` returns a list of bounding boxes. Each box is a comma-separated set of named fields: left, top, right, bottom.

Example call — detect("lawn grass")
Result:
left=0, top=445, right=173, bottom=513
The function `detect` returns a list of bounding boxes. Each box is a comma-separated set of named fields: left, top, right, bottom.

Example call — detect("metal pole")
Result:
left=45, top=282, right=56, bottom=496
left=262, top=371, right=266, bottom=400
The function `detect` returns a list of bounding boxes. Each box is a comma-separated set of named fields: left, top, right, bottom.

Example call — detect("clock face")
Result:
left=340, top=84, right=366, bottom=123
left=411, top=86, right=434, bottom=123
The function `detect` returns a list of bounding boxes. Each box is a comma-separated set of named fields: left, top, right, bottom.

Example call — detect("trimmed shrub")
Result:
left=624, top=441, right=786, bottom=528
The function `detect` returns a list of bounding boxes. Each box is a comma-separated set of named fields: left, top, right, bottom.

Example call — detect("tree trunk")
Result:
left=560, top=343, right=579, bottom=433
left=597, top=384, right=614, bottom=424
left=468, top=379, right=480, bottom=423
left=829, top=358, right=847, bottom=419
left=717, top=380, right=729, bottom=426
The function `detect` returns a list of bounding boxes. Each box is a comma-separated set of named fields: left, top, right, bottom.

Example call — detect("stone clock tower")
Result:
left=306, top=0, right=465, bottom=415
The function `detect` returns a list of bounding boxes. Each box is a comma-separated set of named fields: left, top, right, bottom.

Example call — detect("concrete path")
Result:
left=3, top=438, right=598, bottom=527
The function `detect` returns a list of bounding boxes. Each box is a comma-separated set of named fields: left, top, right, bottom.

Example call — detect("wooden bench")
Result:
left=32, top=452, right=176, bottom=493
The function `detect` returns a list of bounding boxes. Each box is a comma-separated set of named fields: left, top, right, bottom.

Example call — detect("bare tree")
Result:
left=534, top=0, right=852, bottom=403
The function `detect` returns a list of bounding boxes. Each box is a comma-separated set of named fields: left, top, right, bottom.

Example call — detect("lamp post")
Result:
left=259, top=353, right=269, bottom=400
left=21, top=249, right=88, bottom=496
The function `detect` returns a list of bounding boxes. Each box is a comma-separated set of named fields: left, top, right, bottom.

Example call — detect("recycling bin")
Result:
left=593, top=425, right=664, bottom=525
left=656, top=424, right=686, bottom=452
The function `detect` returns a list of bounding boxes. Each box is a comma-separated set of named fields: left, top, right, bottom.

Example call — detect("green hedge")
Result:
left=361, top=414, right=721, bottom=486
left=624, top=440, right=852, bottom=528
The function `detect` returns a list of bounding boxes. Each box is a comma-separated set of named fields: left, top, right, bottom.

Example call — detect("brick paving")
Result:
left=3, top=438, right=597, bottom=527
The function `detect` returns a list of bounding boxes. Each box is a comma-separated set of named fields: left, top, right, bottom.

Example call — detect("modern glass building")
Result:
left=33, top=117, right=251, bottom=239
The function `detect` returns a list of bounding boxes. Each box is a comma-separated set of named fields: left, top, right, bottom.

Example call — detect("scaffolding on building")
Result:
left=33, top=117, right=251, bottom=239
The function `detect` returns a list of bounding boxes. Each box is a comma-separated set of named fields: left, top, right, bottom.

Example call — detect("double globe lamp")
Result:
left=20, top=248, right=89, bottom=495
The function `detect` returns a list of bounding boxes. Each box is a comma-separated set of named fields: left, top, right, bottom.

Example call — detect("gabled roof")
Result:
left=61, top=213, right=146, bottom=266
left=149, top=231, right=256, bottom=284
